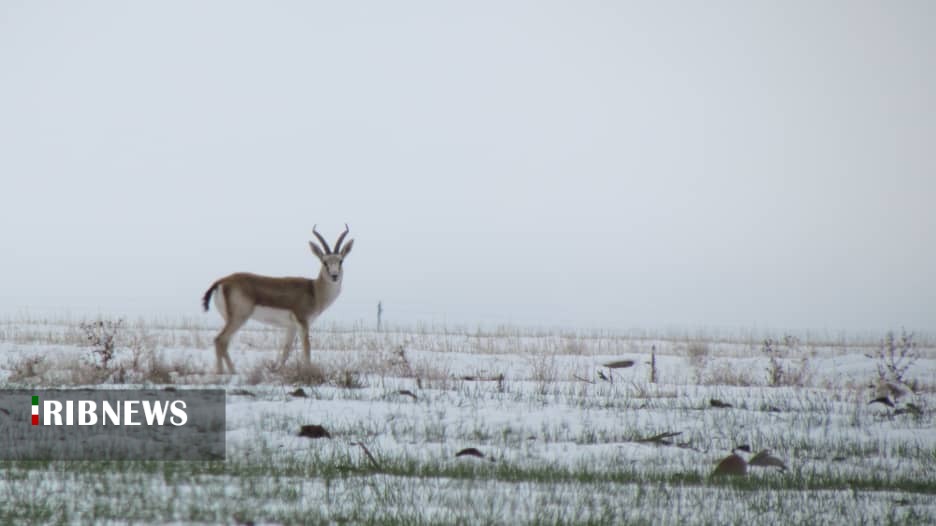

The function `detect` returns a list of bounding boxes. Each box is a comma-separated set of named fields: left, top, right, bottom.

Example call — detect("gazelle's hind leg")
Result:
left=215, top=319, right=248, bottom=374
left=213, top=288, right=253, bottom=374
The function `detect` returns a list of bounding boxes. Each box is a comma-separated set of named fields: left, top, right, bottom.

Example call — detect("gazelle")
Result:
left=201, top=225, right=354, bottom=374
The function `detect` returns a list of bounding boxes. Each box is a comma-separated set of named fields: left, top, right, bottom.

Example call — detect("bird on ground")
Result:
left=712, top=445, right=789, bottom=476
left=748, top=449, right=788, bottom=472
left=711, top=445, right=751, bottom=477
left=869, top=379, right=914, bottom=408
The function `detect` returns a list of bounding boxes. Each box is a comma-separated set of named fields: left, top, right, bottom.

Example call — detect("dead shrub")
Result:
left=7, top=355, right=48, bottom=384
left=705, top=362, right=755, bottom=387
left=561, top=337, right=587, bottom=355
left=687, top=342, right=710, bottom=367
left=244, top=359, right=277, bottom=386
left=389, top=345, right=416, bottom=377
left=529, top=353, right=559, bottom=395
left=141, top=353, right=200, bottom=385
left=872, top=329, right=919, bottom=386
left=761, top=335, right=812, bottom=387
left=79, top=318, right=124, bottom=371
left=10, top=326, right=199, bottom=386
left=273, top=359, right=327, bottom=386
left=411, top=362, right=452, bottom=391
left=687, top=342, right=710, bottom=385
left=63, top=357, right=111, bottom=385
left=331, top=369, right=365, bottom=389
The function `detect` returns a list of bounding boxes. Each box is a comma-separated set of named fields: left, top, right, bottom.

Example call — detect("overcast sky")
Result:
left=1, top=1, right=933, bottom=334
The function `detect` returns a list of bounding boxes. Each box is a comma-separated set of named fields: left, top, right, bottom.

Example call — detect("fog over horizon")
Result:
left=2, top=2, right=934, bottom=335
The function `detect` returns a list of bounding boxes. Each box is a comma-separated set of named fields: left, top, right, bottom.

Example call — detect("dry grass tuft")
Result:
left=704, top=362, right=755, bottom=387
left=7, top=355, right=49, bottom=384
left=274, top=360, right=328, bottom=387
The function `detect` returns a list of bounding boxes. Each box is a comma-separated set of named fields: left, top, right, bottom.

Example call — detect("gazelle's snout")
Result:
left=324, top=261, right=342, bottom=283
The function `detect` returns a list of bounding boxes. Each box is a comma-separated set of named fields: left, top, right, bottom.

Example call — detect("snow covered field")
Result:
left=1, top=315, right=934, bottom=525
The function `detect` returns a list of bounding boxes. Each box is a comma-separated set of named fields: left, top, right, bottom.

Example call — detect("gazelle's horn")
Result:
left=334, top=223, right=350, bottom=253
left=312, top=225, right=332, bottom=254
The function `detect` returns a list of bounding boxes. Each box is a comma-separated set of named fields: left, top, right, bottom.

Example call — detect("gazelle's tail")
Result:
left=202, top=282, right=220, bottom=312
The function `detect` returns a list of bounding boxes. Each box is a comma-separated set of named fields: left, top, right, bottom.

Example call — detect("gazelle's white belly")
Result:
left=250, top=306, right=298, bottom=327
left=213, top=285, right=302, bottom=328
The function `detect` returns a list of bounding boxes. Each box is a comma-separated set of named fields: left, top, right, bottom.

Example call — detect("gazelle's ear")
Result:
left=340, top=238, right=354, bottom=257
left=309, top=241, right=326, bottom=260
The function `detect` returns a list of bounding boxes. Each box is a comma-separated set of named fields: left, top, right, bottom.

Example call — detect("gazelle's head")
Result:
left=309, top=224, right=354, bottom=283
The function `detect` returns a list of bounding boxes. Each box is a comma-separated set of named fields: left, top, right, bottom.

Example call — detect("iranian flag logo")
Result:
left=32, top=395, right=39, bottom=425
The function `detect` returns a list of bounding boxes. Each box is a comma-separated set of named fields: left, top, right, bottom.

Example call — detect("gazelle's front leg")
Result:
left=277, top=323, right=298, bottom=366
left=297, top=319, right=312, bottom=365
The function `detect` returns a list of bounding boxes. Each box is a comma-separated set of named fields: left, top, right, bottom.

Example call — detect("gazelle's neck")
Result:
left=315, top=267, right=342, bottom=310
